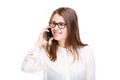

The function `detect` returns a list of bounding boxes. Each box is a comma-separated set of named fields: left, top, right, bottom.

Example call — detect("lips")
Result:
left=53, top=32, right=59, bottom=37
left=52, top=29, right=62, bottom=38
left=53, top=31, right=62, bottom=37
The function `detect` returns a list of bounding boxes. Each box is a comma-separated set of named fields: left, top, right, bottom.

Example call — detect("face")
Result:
left=50, top=13, right=68, bottom=43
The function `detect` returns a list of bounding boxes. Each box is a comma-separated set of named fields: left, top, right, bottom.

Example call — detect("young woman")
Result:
left=22, top=7, right=95, bottom=80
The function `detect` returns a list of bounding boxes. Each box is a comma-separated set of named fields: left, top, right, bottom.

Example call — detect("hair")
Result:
left=45, top=7, right=87, bottom=61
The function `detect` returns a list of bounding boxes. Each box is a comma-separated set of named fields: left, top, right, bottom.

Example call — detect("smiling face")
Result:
left=50, top=13, right=68, bottom=46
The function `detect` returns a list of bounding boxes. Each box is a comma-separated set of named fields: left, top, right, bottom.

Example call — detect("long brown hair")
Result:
left=45, top=7, right=87, bottom=61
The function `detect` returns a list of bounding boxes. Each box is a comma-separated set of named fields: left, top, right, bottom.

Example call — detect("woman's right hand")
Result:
left=35, top=27, right=53, bottom=48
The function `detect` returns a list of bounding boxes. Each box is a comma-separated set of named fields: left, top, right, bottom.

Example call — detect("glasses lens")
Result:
left=49, top=22, right=55, bottom=28
left=58, top=23, right=66, bottom=29
left=49, top=21, right=66, bottom=29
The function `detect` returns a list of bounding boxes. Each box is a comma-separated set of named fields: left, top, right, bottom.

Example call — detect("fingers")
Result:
left=40, top=28, right=49, bottom=39
left=43, top=25, right=52, bottom=33
left=36, top=26, right=53, bottom=47
left=42, top=28, right=49, bottom=35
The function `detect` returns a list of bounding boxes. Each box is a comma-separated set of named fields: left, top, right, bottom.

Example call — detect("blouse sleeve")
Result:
left=83, top=46, right=95, bottom=80
left=21, top=46, right=45, bottom=73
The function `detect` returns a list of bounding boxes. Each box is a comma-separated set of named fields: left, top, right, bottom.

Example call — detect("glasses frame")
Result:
left=49, top=21, right=67, bottom=29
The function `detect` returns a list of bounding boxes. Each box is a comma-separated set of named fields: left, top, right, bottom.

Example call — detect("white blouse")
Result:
left=21, top=46, right=95, bottom=80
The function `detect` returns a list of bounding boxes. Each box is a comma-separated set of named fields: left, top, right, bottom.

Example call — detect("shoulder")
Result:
left=80, top=45, right=93, bottom=52
left=79, top=45, right=94, bottom=58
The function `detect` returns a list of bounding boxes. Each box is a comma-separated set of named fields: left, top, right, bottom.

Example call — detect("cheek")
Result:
left=62, top=29, right=68, bottom=38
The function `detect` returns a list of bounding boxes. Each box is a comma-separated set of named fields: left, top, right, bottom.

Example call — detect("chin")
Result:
left=54, top=38, right=59, bottom=41
left=54, top=37, right=60, bottom=41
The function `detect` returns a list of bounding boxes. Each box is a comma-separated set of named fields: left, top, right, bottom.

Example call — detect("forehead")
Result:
left=52, top=13, right=65, bottom=23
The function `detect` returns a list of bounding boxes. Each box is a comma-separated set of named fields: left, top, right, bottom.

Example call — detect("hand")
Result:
left=35, top=27, right=53, bottom=48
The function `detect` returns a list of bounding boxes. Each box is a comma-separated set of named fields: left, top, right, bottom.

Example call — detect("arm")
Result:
left=21, top=27, right=53, bottom=73
left=21, top=47, right=43, bottom=72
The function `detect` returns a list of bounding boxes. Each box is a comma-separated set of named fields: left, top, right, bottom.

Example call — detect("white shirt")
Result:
left=21, top=46, right=95, bottom=80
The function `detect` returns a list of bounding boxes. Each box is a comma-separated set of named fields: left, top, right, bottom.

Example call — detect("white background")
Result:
left=0, top=0, right=120, bottom=80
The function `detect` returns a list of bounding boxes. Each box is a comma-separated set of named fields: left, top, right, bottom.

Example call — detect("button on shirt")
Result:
left=22, top=46, right=95, bottom=80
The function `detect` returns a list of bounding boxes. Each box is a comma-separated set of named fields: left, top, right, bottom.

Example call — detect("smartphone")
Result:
left=46, top=28, right=53, bottom=41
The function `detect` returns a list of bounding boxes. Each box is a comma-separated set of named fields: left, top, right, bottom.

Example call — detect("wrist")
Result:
left=35, top=41, right=43, bottom=48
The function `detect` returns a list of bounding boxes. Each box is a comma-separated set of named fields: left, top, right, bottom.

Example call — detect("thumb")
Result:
left=48, top=37, right=54, bottom=46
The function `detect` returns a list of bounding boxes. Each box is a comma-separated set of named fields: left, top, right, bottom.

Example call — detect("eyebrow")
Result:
left=51, top=20, right=66, bottom=23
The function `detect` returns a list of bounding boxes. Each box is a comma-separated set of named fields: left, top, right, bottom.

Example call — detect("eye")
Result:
left=49, top=21, right=55, bottom=25
left=52, top=22, right=56, bottom=26
left=59, top=23, right=63, bottom=26
left=59, top=22, right=66, bottom=26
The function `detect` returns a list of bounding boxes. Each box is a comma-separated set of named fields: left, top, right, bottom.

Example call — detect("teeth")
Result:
left=54, top=32, right=58, bottom=34
left=54, top=32, right=59, bottom=35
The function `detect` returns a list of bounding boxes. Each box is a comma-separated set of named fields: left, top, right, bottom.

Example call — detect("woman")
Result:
left=21, top=7, right=95, bottom=80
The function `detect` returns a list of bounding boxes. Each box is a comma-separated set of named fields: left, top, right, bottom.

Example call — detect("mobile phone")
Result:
left=46, top=28, right=53, bottom=41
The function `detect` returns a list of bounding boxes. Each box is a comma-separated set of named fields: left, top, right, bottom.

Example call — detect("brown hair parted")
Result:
left=45, top=7, right=87, bottom=61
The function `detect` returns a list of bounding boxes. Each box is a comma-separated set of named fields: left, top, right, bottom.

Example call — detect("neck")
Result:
left=58, top=40, right=66, bottom=48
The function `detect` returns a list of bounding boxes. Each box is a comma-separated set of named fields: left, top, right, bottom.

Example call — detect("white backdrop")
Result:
left=0, top=0, right=120, bottom=80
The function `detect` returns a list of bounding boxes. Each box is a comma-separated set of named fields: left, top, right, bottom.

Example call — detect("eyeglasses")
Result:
left=49, top=21, right=67, bottom=29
